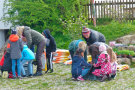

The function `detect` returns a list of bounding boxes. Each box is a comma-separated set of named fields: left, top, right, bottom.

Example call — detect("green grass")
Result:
left=0, top=64, right=135, bottom=89
left=54, top=21, right=135, bottom=49
left=89, top=21, right=135, bottom=43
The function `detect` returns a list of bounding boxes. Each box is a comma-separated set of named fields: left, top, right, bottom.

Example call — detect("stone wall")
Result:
left=116, top=45, right=135, bottom=51
left=116, top=34, right=135, bottom=45
left=117, top=57, right=135, bottom=65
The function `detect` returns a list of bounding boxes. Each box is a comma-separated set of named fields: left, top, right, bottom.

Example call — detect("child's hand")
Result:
left=93, top=63, right=95, bottom=67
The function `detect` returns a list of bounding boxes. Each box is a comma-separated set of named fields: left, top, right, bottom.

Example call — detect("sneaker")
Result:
left=33, top=71, right=43, bottom=76
left=77, top=76, right=84, bottom=81
left=107, top=74, right=111, bottom=81
left=45, top=70, right=48, bottom=73
left=28, top=74, right=33, bottom=77
left=11, top=76, right=16, bottom=79
left=71, top=77, right=77, bottom=81
left=22, top=75, right=26, bottom=77
left=100, top=75, right=108, bottom=82
left=48, top=69, right=53, bottom=73
left=17, top=76, right=23, bottom=79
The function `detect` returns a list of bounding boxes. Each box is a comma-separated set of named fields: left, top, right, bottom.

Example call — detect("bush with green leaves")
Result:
left=2, top=0, right=135, bottom=49
left=116, top=50, right=135, bottom=56
left=2, top=0, right=89, bottom=48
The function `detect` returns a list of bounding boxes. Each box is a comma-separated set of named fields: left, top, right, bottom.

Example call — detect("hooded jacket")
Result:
left=7, top=34, right=23, bottom=59
left=23, top=26, right=46, bottom=48
left=43, top=29, right=56, bottom=54
left=68, top=39, right=88, bottom=61
left=82, top=29, right=106, bottom=46
left=68, top=39, right=83, bottom=52
left=21, top=45, right=35, bottom=60
left=72, top=55, right=91, bottom=78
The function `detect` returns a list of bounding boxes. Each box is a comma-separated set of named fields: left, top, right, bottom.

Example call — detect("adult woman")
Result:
left=17, top=26, right=46, bottom=76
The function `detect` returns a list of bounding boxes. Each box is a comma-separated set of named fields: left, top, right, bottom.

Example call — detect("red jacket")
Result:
left=0, top=52, right=6, bottom=66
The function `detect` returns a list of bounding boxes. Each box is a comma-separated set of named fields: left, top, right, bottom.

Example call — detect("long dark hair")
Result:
left=88, top=44, right=100, bottom=59
left=75, top=48, right=84, bottom=57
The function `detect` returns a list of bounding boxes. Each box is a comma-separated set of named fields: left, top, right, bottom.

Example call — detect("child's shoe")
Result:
left=107, top=74, right=111, bottom=81
left=77, top=76, right=84, bottom=81
left=11, top=76, right=16, bottom=79
left=22, top=75, right=26, bottom=77
left=17, top=76, right=23, bottom=79
left=71, top=77, right=77, bottom=81
left=28, top=74, right=33, bottom=78
left=100, top=75, right=107, bottom=82
left=2, top=71, right=8, bottom=78
left=49, top=69, right=53, bottom=73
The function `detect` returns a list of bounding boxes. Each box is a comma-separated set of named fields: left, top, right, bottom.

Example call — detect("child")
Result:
left=7, top=29, right=23, bottom=79
left=107, top=47, right=117, bottom=78
left=92, top=44, right=112, bottom=82
left=21, top=45, right=35, bottom=77
left=42, top=29, right=56, bottom=73
left=69, top=39, right=87, bottom=61
left=72, top=48, right=91, bottom=81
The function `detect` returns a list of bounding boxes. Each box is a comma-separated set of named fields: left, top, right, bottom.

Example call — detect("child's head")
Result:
left=78, top=41, right=87, bottom=52
left=16, top=26, right=25, bottom=38
left=89, top=44, right=100, bottom=58
left=99, top=44, right=106, bottom=53
left=107, top=47, right=117, bottom=63
left=75, top=48, right=84, bottom=57
left=22, top=36, right=27, bottom=42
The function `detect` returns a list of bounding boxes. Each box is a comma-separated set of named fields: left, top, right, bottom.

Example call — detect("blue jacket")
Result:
left=21, top=45, right=35, bottom=60
left=72, top=55, right=91, bottom=78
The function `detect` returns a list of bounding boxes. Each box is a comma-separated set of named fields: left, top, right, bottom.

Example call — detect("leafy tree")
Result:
left=2, top=0, right=89, bottom=48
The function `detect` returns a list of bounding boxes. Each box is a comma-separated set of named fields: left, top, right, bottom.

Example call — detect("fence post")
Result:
left=112, top=0, right=114, bottom=19
left=84, top=0, right=135, bottom=24
left=132, top=0, right=134, bottom=23
left=95, top=1, right=97, bottom=23
left=120, top=0, right=122, bottom=22
left=98, top=1, right=100, bottom=19
left=126, top=0, right=128, bottom=22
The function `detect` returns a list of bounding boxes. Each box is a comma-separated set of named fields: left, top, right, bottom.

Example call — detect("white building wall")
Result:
left=0, top=0, right=11, bottom=30
left=0, top=30, right=5, bottom=49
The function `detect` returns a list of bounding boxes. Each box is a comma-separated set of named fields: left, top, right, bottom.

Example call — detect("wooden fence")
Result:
left=84, top=0, right=135, bottom=23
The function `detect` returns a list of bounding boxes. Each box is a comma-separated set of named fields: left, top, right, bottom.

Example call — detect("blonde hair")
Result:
left=78, top=41, right=87, bottom=52
left=107, top=47, right=117, bottom=63
left=16, top=26, right=25, bottom=38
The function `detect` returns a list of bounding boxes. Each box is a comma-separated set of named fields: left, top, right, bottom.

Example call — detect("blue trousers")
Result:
left=12, top=59, right=21, bottom=77
left=81, top=68, right=90, bottom=77
left=21, top=60, right=33, bottom=75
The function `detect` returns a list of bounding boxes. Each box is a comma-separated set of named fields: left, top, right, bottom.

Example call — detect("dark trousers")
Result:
left=36, top=40, right=46, bottom=71
left=46, top=53, right=53, bottom=71
left=69, top=50, right=74, bottom=60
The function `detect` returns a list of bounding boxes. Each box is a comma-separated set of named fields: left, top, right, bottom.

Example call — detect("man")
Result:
left=82, top=26, right=106, bottom=46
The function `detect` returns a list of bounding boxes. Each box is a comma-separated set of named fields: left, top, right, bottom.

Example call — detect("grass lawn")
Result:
left=0, top=64, right=135, bottom=90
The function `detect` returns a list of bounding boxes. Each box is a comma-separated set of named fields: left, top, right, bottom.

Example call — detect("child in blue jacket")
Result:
left=72, top=48, right=91, bottom=81
left=21, top=45, right=35, bottom=77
